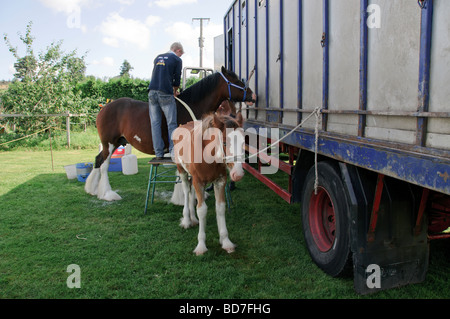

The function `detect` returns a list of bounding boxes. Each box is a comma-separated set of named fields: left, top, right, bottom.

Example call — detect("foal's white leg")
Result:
left=189, top=186, right=198, bottom=226
left=97, top=144, right=122, bottom=201
left=214, top=181, right=235, bottom=253
left=194, top=201, right=208, bottom=256
left=179, top=172, right=193, bottom=229
left=193, top=184, right=208, bottom=256
left=171, top=171, right=185, bottom=206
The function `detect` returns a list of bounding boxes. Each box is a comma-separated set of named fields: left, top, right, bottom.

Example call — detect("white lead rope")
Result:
left=175, top=96, right=197, bottom=121
left=235, top=106, right=322, bottom=194
left=245, top=107, right=322, bottom=161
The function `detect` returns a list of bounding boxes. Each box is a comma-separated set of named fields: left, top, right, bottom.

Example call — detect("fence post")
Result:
left=66, top=112, right=71, bottom=148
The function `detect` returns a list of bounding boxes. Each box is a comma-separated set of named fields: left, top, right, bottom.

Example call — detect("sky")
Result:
left=0, top=0, right=234, bottom=81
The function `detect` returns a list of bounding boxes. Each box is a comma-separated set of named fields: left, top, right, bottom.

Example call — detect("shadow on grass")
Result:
left=0, top=159, right=449, bottom=299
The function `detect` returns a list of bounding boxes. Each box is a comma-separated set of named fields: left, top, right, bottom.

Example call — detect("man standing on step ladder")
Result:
left=148, top=42, right=184, bottom=161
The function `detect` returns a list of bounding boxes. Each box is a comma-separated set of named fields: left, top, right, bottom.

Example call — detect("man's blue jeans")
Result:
left=148, top=90, right=178, bottom=158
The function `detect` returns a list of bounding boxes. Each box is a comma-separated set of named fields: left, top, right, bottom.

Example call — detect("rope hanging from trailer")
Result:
left=244, top=107, right=322, bottom=194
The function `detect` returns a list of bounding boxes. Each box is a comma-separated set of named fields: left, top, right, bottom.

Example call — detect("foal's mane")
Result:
left=201, top=113, right=241, bottom=134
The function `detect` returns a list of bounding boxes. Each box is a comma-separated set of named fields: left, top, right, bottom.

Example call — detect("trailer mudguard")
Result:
left=340, top=163, right=429, bottom=294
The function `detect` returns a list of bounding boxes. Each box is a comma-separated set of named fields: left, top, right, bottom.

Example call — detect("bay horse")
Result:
left=85, top=67, right=256, bottom=201
left=173, top=112, right=245, bottom=255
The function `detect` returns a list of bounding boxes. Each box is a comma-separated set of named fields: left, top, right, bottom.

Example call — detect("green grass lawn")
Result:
left=1, top=141, right=450, bottom=299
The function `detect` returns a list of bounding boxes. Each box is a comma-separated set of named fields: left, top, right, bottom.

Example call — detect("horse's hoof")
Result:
left=102, top=191, right=122, bottom=201
left=224, top=247, right=235, bottom=254
left=194, top=244, right=208, bottom=256
left=222, top=239, right=236, bottom=254
left=179, top=218, right=192, bottom=229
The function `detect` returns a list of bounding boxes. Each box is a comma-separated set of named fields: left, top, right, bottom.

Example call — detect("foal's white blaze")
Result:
left=227, top=128, right=245, bottom=182
left=245, top=93, right=257, bottom=107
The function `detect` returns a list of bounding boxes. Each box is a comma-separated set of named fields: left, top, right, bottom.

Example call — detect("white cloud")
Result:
left=145, top=15, right=161, bottom=27
left=39, top=0, right=91, bottom=14
left=102, top=37, right=120, bottom=48
left=151, top=0, right=197, bottom=9
left=99, top=13, right=151, bottom=50
left=91, top=57, right=115, bottom=66
left=117, top=0, right=135, bottom=5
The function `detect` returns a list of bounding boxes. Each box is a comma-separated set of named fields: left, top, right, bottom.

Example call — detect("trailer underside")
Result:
left=243, top=119, right=450, bottom=294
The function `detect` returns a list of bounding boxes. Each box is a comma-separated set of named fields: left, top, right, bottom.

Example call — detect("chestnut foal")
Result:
left=173, top=112, right=245, bottom=255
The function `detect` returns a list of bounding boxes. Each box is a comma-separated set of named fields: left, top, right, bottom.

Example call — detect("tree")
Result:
left=119, top=60, right=134, bottom=78
left=3, top=22, right=37, bottom=81
left=2, top=22, right=93, bottom=134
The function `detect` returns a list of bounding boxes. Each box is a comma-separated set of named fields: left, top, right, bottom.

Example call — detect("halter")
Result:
left=219, top=72, right=249, bottom=103
left=220, top=130, right=245, bottom=163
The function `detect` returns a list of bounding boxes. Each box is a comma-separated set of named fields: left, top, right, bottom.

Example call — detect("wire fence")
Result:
left=0, top=113, right=87, bottom=148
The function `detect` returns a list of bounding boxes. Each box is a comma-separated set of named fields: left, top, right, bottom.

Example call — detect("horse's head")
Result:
left=212, top=112, right=245, bottom=182
left=220, top=66, right=256, bottom=107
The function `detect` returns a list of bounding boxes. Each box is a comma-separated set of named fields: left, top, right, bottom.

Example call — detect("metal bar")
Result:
left=288, top=145, right=296, bottom=194
left=151, top=165, right=158, bottom=204
left=244, top=119, right=450, bottom=195
left=416, top=0, right=434, bottom=146
left=233, top=4, right=236, bottom=72
left=224, top=15, right=227, bottom=70
left=321, top=110, right=450, bottom=117
left=243, top=162, right=292, bottom=203
left=254, top=0, right=259, bottom=121
left=246, top=0, right=250, bottom=119
left=279, top=0, right=284, bottom=124
left=144, top=164, right=154, bottom=214
left=297, top=0, right=303, bottom=125
left=242, top=107, right=450, bottom=118
left=265, top=0, right=270, bottom=120
left=322, top=0, right=329, bottom=131
left=238, top=0, right=242, bottom=78
left=359, top=0, right=369, bottom=137
left=414, top=188, right=430, bottom=236
left=368, top=174, right=385, bottom=242
left=428, top=233, right=450, bottom=240
left=246, top=144, right=293, bottom=175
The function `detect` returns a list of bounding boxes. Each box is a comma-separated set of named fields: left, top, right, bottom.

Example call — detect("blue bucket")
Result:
left=76, top=162, right=93, bottom=183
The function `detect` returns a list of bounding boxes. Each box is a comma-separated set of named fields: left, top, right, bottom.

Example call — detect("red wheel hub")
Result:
left=309, top=187, right=336, bottom=252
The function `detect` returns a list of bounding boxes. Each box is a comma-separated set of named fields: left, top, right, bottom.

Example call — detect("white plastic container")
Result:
left=122, top=154, right=138, bottom=175
left=64, top=164, right=77, bottom=180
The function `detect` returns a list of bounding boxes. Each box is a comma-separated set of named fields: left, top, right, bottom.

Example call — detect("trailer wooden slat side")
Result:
left=221, top=0, right=450, bottom=294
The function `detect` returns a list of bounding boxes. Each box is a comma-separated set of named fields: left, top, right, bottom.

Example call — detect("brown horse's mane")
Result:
left=179, top=70, right=241, bottom=105
left=179, top=73, right=220, bottom=104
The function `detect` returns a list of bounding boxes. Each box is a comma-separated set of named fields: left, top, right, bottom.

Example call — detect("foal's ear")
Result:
left=213, top=114, right=225, bottom=131
left=236, top=112, right=244, bottom=127
left=221, top=66, right=227, bottom=74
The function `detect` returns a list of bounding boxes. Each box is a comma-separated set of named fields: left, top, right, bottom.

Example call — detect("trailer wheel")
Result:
left=302, top=161, right=351, bottom=277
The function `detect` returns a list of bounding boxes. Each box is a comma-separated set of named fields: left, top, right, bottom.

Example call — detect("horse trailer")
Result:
left=219, top=0, right=450, bottom=294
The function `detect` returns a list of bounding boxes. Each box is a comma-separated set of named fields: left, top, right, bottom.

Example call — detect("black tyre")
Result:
left=301, top=161, right=352, bottom=277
